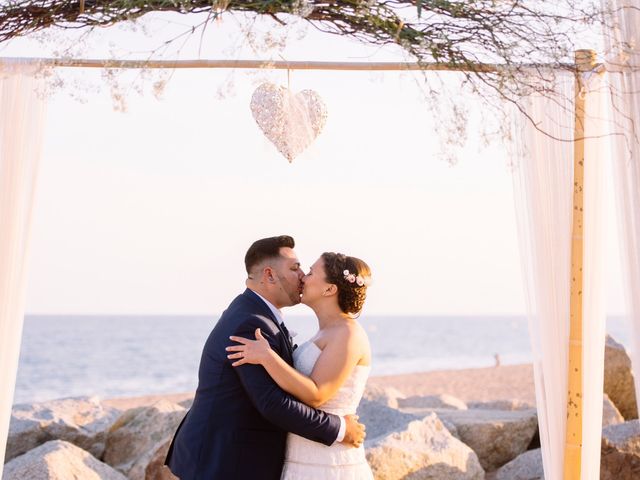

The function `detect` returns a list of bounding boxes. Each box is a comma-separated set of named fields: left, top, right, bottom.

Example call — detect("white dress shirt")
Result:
left=251, top=290, right=346, bottom=444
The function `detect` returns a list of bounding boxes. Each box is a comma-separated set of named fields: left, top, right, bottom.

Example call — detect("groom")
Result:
left=165, top=235, right=366, bottom=479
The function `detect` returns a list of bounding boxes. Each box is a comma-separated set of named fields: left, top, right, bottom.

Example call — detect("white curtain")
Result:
left=511, top=73, right=574, bottom=480
left=0, top=59, right=46, bottom=472
left=604, top=0, right=640, bottom=418
left=511, top=70, right=607, bottom=479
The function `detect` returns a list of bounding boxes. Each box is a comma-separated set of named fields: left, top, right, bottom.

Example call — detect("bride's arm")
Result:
left=227, top=327, right=360, bottom=408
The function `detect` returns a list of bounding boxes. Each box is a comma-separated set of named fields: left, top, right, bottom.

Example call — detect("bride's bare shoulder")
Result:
left=324, top=320, right=369, bottom=344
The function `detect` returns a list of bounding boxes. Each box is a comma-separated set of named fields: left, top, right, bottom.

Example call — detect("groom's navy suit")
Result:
left=165, top=289, right=341, bottom=479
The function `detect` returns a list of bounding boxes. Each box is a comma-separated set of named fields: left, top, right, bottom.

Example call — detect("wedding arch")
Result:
left=1, top=2, right=640, bottom=479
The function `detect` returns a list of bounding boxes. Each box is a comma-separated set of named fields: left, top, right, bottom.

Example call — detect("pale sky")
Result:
left=2, top=11, right=625, bottom=316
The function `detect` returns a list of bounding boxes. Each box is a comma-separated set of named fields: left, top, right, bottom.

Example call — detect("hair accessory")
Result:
left=343, top=269, right=370, bottom=287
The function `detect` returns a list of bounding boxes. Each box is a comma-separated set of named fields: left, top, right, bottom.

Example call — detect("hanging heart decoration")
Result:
left=250, top=82, right=328, bottom=162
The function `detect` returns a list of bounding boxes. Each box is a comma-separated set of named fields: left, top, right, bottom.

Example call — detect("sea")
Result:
left=13, top=314, right=633, bottom=405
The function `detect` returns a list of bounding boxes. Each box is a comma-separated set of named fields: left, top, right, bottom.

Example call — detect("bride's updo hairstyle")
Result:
left=321, top=252, right=371, bottom=316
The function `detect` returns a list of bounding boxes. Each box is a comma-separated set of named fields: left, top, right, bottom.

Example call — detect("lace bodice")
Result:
left=292, top=341, right=370, bottom=416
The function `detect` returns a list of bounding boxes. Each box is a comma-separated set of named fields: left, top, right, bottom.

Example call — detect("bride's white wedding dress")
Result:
left=281, top=340, right=374, bottom=480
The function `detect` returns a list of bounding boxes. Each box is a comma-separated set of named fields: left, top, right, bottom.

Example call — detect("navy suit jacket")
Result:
left=165, top=289, right=341, bottom=479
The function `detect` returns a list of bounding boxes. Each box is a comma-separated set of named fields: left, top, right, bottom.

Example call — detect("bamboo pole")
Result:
left=0, top=57, right=577, bottom=72
left=563, top=48, right=597, bottom=480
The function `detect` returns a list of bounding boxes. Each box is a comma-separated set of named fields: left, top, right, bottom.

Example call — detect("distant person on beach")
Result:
left=165, top=235, right=370, bottom=480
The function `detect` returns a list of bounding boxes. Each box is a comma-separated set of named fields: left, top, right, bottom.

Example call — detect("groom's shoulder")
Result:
left=219, top=293, right=278, bottom=331
left=238, top=313, right=279, bottom=332
left=225, top=310, right=280, bottom=336
left=222, top=291, right=258, bottom=314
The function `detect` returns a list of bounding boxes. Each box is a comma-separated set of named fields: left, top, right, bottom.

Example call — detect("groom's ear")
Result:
left=264, top=267, right=276, bottom=283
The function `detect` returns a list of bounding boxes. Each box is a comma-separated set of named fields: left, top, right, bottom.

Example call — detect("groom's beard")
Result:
left=275, top=273, right=302, bottom=306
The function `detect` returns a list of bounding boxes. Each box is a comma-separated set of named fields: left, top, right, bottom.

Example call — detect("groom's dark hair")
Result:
left=245, top=235, right=295, bottom=275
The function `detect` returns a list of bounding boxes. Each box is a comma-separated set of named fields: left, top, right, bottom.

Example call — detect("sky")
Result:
left=2, top=11, right=626, bottom=316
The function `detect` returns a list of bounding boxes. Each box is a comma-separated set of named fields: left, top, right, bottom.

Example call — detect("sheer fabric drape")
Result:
left=604, top=0, right=640, bottom=415
left=511, top=71, right=607, bottom=479
left=0, top=59, right=46, bottom=473
left=511, top=73, right=573, bottom=480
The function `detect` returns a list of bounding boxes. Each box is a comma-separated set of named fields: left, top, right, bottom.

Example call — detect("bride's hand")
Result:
left=226, top=328, right=272, bottom=367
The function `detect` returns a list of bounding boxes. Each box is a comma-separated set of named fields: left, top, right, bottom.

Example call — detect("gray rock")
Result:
left=362, top=384, right=405, bottom=409
left=399, top=394, right=468, bottom=411
left=468, top=400, right=534, bottom=411
left=6, top=396, right=120, bottom=462
left=357, top=398, right=420, bottom=442
left=602, top=419, right=640, bottom=445
left=358, top=396, right=464, bottom=441
left=365, top=413, right=484, bottom=480
left=145, top=439, right=178, bottom=480
left=437, top=408, right=538, bottom=472
left=604, top=334, right=638, bottom=419
left=3, top=440, right=127, bottom=480
left=600, top=420, right=640, bottom=480
left=177, top=397, right=194, bottom=410
left=439, top=417, right=461, bottom=440
left=103, top=399, right=186, bottom=480
left=603, top=394, right=625, bottom=427
left=494, top=448, right=543, bottom=480
left=395, top=395, right=467, bottom=439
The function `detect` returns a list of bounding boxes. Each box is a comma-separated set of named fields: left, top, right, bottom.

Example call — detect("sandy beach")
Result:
left=367, top=363, right=536, bottom=404
left=103, top=363, right=536, bottom=410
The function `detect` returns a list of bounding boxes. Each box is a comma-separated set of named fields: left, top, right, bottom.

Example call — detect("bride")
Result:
left=226, top=252, right=374, bottom=479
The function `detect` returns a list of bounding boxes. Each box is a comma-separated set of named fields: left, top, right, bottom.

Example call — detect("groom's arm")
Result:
left=231, top=316, right=342, bottom=446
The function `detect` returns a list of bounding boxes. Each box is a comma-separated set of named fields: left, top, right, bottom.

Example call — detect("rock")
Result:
left=145, top=439, right=178, bottom=480
left=468, top=400, right=534, bottom=411
left=439, top=417, right=461, bottom=440
left=526, top=427, right=540, bottom=450
left=604, top=335, right=638, bottom=419
left=600, top=420, right=640, bottom=480
left=398, top=394, right=468, bottom=411
left=603, top=394, right=625, bottom=427
left=357, top=398, right=420, bottom=441
left=103, top=399, right=186, bottom=480
left=365, top=413, right=484, bottom=480
left=436, top=408, right=538, bottom=472
left=523, top=395, right=622, bottom=453
left=3, top=440, right=127, bottom=480
left=177, top=397, right=194, bottom=410
left=494, top=448, right=543, bottom=480
left=394, top=395, right=466, bottom=438
left=362, top=384, right=405, bottom=409
left=6, top=396, right=120, bottom=462
left=358, top=396, right=464, bottom=441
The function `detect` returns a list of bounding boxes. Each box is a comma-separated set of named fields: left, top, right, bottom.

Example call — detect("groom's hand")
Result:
left=341, top=414, right=366, bottom=448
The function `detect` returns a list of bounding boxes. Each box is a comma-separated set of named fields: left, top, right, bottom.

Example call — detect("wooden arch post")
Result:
left=563, top=48, right=597, bottom=480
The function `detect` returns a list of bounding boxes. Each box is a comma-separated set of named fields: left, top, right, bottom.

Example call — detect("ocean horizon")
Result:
left=13, top=314, right=633, bottom=405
